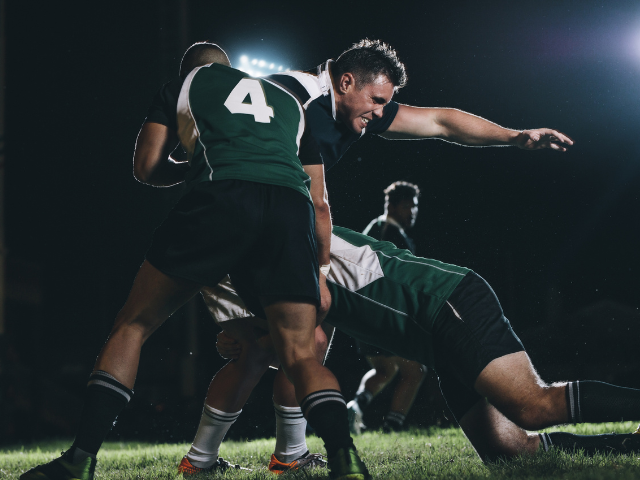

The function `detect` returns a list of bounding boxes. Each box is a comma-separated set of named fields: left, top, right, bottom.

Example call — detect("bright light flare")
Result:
left=240, top=55, right=248, bottom=64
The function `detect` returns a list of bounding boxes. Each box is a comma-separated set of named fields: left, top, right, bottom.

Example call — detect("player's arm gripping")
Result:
left=303, top=163, right=332, bottom=322
left=133, top=122, right=190, bottom=186
left=382, top=104, right=573, bottom=151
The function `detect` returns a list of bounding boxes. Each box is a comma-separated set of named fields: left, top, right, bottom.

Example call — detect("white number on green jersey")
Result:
left=224, top=78, right=274, bottom=123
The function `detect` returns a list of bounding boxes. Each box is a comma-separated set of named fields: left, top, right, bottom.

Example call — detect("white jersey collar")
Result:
left=318, top=60, right=337, bottom=120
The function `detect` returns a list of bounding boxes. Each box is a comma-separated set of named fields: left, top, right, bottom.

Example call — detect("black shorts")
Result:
left=146, top=180, right=320, bottom=305
left=432, top=272, right=525, bottom=421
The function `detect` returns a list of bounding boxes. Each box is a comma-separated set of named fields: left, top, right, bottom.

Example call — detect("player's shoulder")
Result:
left=267, top=61, right=330, bottom=108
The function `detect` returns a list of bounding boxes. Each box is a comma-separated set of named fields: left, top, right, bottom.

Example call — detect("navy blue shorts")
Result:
left=432, top=272, right=525, bottom=421
left=146, top=180, right=320, bottom=306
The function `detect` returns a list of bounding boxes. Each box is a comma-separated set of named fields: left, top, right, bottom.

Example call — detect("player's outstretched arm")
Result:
left=133, top=122, right=190, bottom=186
left=383, top=104, right=573, bottom=151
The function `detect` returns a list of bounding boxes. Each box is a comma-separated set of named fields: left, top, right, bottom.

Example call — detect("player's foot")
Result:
left=346, top=400, right=366, bottom=435
left=20, top=450, right=96, bottom=480
left=268, top=450, right=327, bottom=474
left=327, top=446, right=371, bottom=480
left=382, top=419, right=403, bottom=433
left=177, top=456, right=251, bottom=475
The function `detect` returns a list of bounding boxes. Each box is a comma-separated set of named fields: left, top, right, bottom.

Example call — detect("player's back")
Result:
left=177, top=64, right=311, bottom=198
left=325, top=226, right=470, bottom=366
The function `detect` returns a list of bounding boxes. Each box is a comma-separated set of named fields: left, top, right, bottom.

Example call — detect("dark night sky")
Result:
left=4, top=0, right=640, bottom=440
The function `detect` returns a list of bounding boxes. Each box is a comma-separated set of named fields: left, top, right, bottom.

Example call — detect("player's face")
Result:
left=336, top=74, right=395, bottom=134
left=390, top=196, right=419, bottom=230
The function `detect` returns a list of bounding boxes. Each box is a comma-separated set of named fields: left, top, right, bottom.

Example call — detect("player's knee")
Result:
left=506, top=395, right=557, bottom=431
left=399, top=361, right=427, bottom=383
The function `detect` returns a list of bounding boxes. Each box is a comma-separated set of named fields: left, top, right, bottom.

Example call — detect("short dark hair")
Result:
left=384, top=181, right=420, bottom=206
left=180, top=42, right=230, bottom=78
left=333, top=39, right=407, bottom=92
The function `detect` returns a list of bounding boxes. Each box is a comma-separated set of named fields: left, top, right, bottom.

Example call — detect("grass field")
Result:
left=2, top=422, right=640, bottom=479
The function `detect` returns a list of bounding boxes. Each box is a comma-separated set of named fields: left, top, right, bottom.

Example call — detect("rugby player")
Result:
left=215, top=226, right=640, bottom=463
left=348, top=181, right=427, bottom=435
left=20, top=43, right=370, bottom=480
left=180, top=39, right=574, bottom=474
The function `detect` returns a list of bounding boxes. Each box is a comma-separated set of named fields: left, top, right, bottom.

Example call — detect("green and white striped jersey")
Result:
left=325, top=226, right=470, bottom=367
left=177, top=63, right=319, bottom=198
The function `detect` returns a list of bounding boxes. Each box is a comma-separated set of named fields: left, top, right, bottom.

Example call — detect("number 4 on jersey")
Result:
left=224, top=78, right=274, bottom=123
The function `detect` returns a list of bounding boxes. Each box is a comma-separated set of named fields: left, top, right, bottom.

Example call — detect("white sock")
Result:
left=187, top=405, right=241, bottom=468
left=273, top=403, right=308, bottom=463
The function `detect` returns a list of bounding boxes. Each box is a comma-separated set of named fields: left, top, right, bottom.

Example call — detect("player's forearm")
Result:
left=435, top=108, right=520, bottom=146
left=140, top=159, right=189, bottom=187
left=314, top=201, right=332, bottom=267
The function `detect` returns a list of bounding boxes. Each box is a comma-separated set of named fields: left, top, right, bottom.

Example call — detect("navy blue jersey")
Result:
left=267, top=60, right=399, bottom=171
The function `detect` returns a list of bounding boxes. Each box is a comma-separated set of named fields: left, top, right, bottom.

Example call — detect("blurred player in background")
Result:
left=348, top=181, right=427, bottom=434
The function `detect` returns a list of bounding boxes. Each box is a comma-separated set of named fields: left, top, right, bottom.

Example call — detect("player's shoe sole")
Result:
left=268, top=450, right=327, bottom=474
left=20, top=451, right=96, bottom=480
left=177, top=455, right=251, bottom=475
left=328, top=446, right=371, bottom=480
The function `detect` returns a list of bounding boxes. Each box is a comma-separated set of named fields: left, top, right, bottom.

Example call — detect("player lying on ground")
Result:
left=184, top=225, right=640, bottom=473
left=180, top=38, right=574, bottom=475
left=20, top=43, right=370, bottom=480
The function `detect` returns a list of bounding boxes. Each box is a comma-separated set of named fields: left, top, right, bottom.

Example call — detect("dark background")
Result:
left=2, top=0, right=640, bottom=444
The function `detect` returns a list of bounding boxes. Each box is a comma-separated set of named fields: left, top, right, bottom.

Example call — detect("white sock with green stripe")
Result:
left=187, top=405, right=241, bottom=468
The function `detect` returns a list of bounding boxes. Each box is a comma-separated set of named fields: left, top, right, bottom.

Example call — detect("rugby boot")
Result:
left=20, top=450, right=96, bottom=480
left=634, top=424, right=640, bottom=435
left=346, top=400, right=366, bottom=435
left=178, top=455, right=251, bottom=475
left=328, top=446, right=371, bottom=480
left=268, top=450, right=327, bottom=474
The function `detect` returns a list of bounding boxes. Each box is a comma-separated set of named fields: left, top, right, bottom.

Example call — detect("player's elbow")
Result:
left=133, top=156, right=155, bottom=184
left=313, top=198, right=331, bottom=221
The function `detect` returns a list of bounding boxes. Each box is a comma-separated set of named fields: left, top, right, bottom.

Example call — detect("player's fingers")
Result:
left=542, top=129, right=573, bottom=145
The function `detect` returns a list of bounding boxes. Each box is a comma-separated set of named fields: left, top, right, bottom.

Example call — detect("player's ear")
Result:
left=338, top=73, right=356, bottom=94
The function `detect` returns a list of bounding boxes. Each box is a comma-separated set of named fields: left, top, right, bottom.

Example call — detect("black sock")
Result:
left=384, top=411, right=406, bottom=429
left=566, top=380, right=640, bottom=424
left=301, top=390, right=354, bottom=458
left=540, top=432, right=640, bottom=456
left=355, top=390, right=373, bottom=411
left=71, top=371, right=133, bottom=456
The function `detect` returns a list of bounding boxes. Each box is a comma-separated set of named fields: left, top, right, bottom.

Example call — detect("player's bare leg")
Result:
left=472, top=351, right=640, bottom=457
left=263, top=299, right=369, bottom=479
left=474, top=351, right=567, bottom=430
left=21, top=261, right=203, bottom=480
left=458, top=399, right=540, bottom=462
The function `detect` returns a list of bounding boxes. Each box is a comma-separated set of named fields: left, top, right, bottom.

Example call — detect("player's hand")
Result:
left=514, top=128, right=573, bottom=151
left=216, top=331, right=242, bottom=360
left=318, top=273, right=332, bottom=325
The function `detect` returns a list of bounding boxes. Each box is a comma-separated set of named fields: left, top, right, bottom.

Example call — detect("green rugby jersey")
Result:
left=325, top=226, right=471, bottom=368
left=176, top=63, right=319, bottom=198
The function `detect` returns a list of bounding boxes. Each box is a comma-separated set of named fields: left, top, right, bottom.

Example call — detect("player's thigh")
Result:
left=115, top=260, right=201, bottom=334
left=262, top=299, right=318, bottom=363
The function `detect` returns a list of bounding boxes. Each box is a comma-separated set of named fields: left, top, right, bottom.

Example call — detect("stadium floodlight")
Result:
left=238, top=54, right=289, bottom=76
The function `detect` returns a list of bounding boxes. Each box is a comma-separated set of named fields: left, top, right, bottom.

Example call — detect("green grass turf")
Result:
left=2, top=422, right=640, bottom=479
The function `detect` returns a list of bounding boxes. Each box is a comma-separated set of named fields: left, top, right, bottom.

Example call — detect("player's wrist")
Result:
left=320, top=264, right=331, bottom=276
